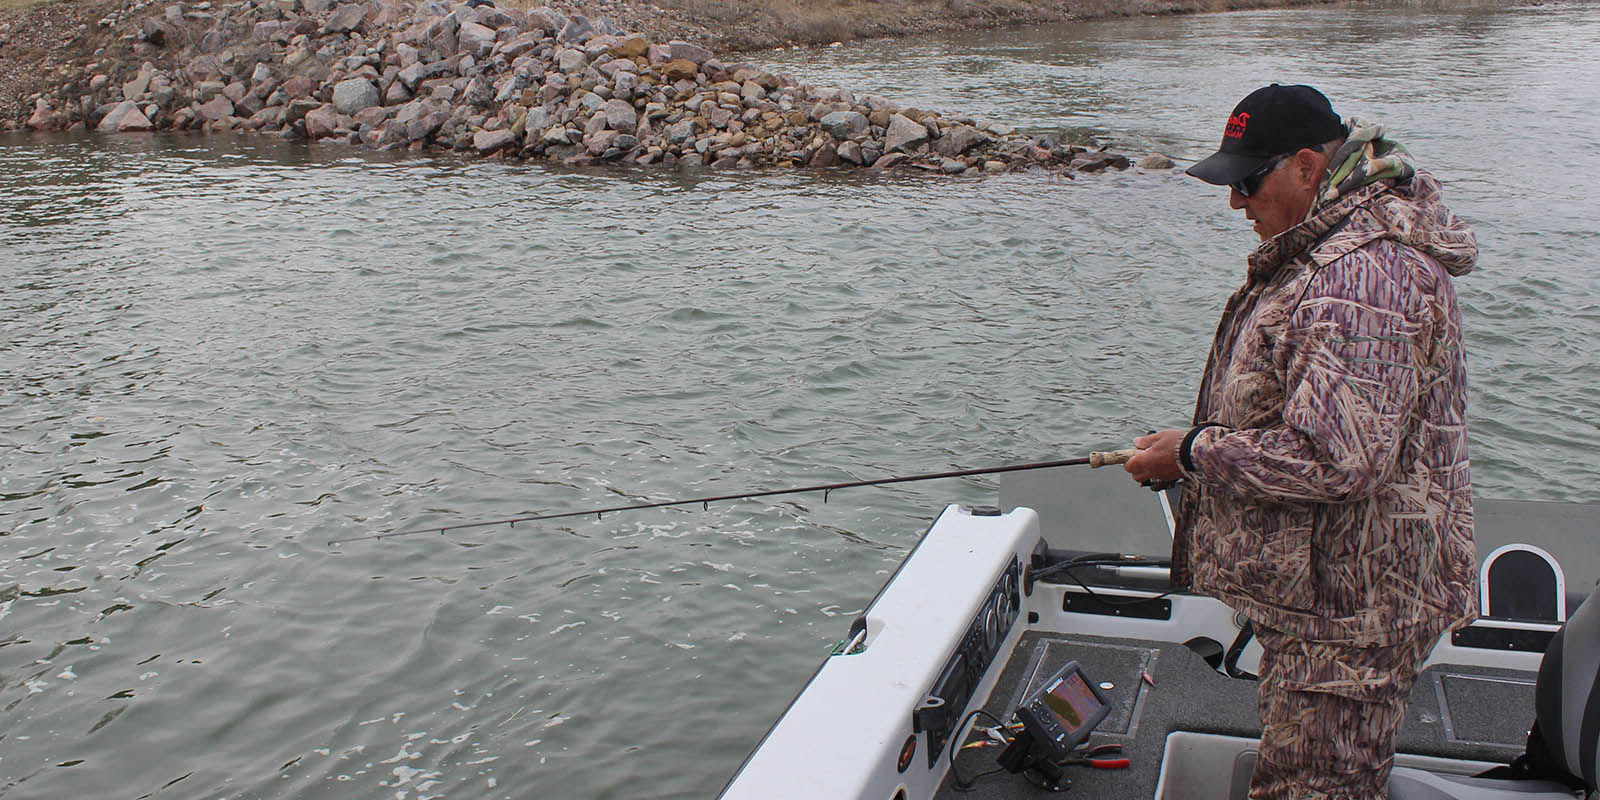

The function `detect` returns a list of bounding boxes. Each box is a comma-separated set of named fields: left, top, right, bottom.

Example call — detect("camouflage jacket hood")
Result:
left=1172, top=134, right=1479, bottom=646
left=1248, top=119, right=1477, bottom=284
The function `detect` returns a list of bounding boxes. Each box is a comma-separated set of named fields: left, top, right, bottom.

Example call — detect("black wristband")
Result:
left=1180, top=424, right=1220, bottom=473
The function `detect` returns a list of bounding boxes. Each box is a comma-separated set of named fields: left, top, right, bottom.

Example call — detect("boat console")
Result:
left=718, top=468, right=1598, bottom=800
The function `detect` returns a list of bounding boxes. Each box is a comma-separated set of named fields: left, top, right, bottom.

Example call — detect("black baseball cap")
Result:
left=1186, top=84, right=1346, bottom=185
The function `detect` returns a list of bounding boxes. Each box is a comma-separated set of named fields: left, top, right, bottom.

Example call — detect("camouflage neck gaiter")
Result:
left=1313, top=117, right=1417, bottom=212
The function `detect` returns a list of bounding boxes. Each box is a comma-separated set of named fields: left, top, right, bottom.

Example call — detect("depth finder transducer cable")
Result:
left=327, top=449, right=1139, bottom=547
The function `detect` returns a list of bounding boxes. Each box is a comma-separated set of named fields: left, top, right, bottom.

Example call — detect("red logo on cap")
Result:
left=1224, top=112, right=1249, bottom=139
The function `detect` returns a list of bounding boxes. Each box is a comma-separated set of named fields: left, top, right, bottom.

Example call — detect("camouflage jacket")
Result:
left=1172, top=166, right=1479, bottom=646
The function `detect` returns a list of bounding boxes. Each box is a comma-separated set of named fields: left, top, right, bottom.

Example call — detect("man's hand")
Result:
left=1124, top=429, right=1186, bottom=484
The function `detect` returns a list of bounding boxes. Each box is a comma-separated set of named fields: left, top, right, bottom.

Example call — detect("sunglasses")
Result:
left=1231, top=153, right=1290, bottom=198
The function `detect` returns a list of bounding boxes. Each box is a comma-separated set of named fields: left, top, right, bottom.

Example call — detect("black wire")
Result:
left=939, top=556, right=1163, bottom=793
left=1030, top=553, right=1169, bottom=582
left=1032, top=555, right=1178, bottom=607
left=948, top=708, right=1011, bottom=791
left=1061, top=566, right=1179, bottom=607
left=951, top=766, right=1009, bottom=793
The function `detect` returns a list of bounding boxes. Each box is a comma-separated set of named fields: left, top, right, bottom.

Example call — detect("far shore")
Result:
left=1, top=0, right=1357, bottom=134
left=3, top=0, right=1354, bottom=54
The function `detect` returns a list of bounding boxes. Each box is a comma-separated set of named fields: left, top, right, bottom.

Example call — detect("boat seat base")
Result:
left=1389, top=767, right=1580, bottom=799
left=1221, top=746, right=1581, bottom=800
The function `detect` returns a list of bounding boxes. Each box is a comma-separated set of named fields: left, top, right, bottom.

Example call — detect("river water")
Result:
left=2, top=2, right=1596, bottom=797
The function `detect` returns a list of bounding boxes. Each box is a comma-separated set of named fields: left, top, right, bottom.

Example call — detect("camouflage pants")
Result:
left=1248, top=625, right=1441, bottom=800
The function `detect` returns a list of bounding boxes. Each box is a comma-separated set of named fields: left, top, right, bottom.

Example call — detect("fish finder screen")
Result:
left=1041, top=670, right=1101, bottom=733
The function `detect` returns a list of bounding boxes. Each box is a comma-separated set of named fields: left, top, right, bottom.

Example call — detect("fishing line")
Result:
left=327, top=449, right=1138, bottom=547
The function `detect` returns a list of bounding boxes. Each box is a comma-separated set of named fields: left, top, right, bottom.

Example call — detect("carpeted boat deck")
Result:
left=934, top=630, right=1533, bottom=799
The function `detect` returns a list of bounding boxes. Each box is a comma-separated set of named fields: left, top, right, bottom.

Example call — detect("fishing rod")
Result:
left=327, top=448, right=1140, bottom=546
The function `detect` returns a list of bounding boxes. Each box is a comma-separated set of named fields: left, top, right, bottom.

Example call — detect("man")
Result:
left=1123, top=84, right=1479, bottom=799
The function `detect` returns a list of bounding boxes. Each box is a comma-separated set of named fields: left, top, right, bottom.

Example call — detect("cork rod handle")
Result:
left=1088, top=448, right=1139, bottom=468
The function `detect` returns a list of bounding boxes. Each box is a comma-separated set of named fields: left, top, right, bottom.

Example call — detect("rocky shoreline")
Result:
left=8, top=0, right=1168, bottom=175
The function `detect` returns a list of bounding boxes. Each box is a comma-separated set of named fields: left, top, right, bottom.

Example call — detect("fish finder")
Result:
left=996, top=660, right=1111, bottom=790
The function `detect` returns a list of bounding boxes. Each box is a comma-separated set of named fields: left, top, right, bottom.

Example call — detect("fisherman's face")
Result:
left=1229, top=148, right=1323, bottom=241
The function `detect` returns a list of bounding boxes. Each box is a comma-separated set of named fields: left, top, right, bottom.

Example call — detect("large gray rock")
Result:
left=555, top=48, right=587, bottom=73
left=497, top=33, right=542, bottom=59
left=396, top=60, right=452, bottom=91
left=819, top=110, right=867, bottom=140
left=1071, top=152, right=1132, bottom=172
left=284, top=97, right=321, bottom=124
left=934, top=124, right=993, bottom=158
left=323, top=3, right=366, bottom=33
left=26, top=102, right=60, bottom=131
left=600, top=97, right=637, bottom=133
left=195, top=80, right=226, bottom=101
left=332, top=78, right=380, bottom=115
left=384, top=79, right=413, bottom=105
left=96, top=101, right=154, bottom=132
left=253, top=19, right=284, bottom=41
left=353, top=105, right=389, bottom=128
left=584, top=128, right=619, bottom=154
left=449, top=4, right=480, bottom=27
left=598, top=58, right=637, bottom=77
left=541, top=125, right=574, bottom=146
left=457, top=21, right=496, bottom=57
left=424, top=12, right=459, bottom=39
left=463, top=76, right=494, bottom=107
left=429, top=20, right=459, bottom=57
left=885, top=113, right=929, bottom=153
left=493, top=73, right=529, bottom=104
left=303, top=103, right=339, bottom=139
left=123, top=70, right=153, bottom=101
left=557, top=14, right=595, bottom=44
left=477, top=7, right=517, bottom=28
left=474, top=128, right=516, bottom=153
left=196, top=95, right=235, bottom=122
left=669, top=40, right=713, bottom=65
left=520, top=107, right=552, bottom=135
left=664, top=118, right=697, bottom=145
left=871, top=152, right=910, bottom=169
left=807, top=143, right=838, bottom=167
left=403, top=106, right=447, bottom=141
left=393, top=98, right=429, bottom=127
left=526, top=6, right=563, bottom=33
left=249, top=105, right=287, bottom=129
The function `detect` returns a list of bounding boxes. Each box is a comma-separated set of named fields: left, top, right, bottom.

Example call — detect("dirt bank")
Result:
left=615, top=0, right=1342, bottom=54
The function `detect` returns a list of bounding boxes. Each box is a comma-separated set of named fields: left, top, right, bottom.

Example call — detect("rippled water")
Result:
left=2, top=3, right=1598, bottom=798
